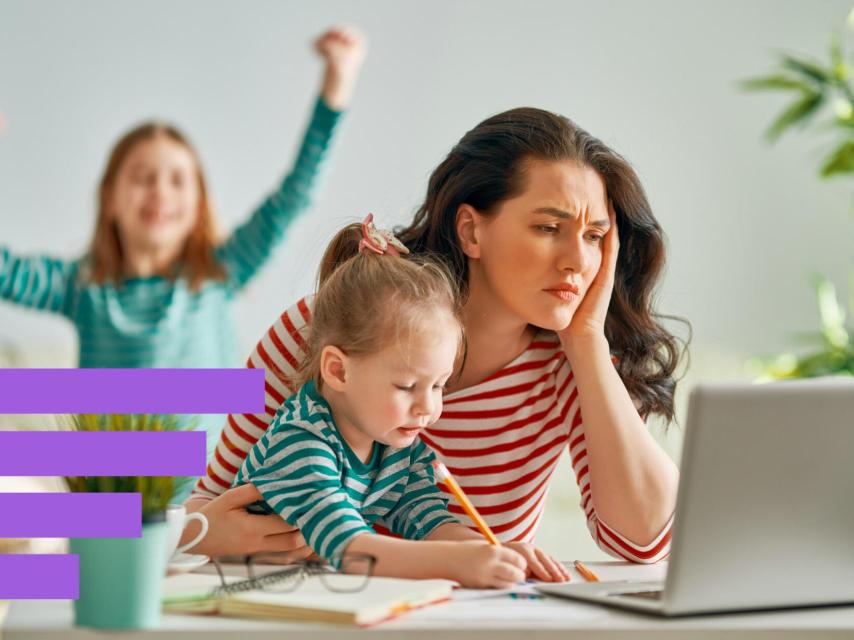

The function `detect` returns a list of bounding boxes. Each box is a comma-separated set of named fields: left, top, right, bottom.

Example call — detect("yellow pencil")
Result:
left=574, top=560, right=600, bottom=582
left=432, top=460, right=501, bottom=546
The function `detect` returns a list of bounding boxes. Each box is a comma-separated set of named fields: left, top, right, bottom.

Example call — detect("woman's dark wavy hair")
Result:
left=396, top=108, right=689, bottom=421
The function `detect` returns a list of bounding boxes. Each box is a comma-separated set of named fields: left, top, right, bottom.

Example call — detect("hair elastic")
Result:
left=358, top=213, right=410, bottom=256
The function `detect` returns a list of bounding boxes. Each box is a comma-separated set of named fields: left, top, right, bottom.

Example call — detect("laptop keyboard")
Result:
left=618, top=590, right=663, bottom=600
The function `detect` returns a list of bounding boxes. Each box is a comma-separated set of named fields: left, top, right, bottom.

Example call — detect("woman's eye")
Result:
left=395, top=384, right=416, bottom=392
left=585, top=233, right=604, bottom=243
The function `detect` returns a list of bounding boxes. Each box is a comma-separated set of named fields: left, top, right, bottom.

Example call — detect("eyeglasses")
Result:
left=211, top=552, right=376, bottom=596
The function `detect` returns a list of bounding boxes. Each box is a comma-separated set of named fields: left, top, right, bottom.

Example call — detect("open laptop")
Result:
left=537, top=378, right=854, bottom=616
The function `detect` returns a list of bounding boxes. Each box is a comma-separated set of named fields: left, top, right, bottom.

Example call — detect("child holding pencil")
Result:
left=234, top=216, right=570, bottom=588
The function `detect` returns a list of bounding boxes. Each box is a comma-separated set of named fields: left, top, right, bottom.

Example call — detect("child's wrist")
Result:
left=321, top=69, right=357, bottom=110
left=441, top=544, right=470, bottom=582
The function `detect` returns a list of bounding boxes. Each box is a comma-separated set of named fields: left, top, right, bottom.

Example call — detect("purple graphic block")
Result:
left=0, top=555, right=79, bottom=599
left=0, top=431, right=206, bottom=476
left=0, top=368, right=264, bottom=414
left=0, top=493, right=141, bottom=538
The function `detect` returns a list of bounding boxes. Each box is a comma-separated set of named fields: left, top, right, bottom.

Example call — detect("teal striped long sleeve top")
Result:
left=234, top=381, right=459, bottom=566
left=0, top=97, right=342, bottom=369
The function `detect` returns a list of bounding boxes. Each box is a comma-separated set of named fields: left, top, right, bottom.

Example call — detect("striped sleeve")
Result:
left=190, top=296, right=314, bottom=500
left=379, top=441, right=458, bottom=540
left=0, top=247, right=76, bottom=314
left=239, top=423, right=373, bottom=565
left=567, top=405, right=673, bottom=564
left=588, top=510, right=674, bottom=564
left=217, top=97, right=344, bottom=290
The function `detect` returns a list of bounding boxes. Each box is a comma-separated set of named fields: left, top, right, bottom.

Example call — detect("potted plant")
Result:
left=741, top=11, right=854, bottom=379
left=66, top=413, right=191, bottom=630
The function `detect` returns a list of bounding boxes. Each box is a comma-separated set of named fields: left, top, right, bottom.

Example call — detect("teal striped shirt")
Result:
left=0, top=97, right=342, bottom=369
left=235, top=381, right=458, bottom=566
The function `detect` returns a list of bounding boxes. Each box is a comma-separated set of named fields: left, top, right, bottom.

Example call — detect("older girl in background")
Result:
left=0, top=26, right=365, bottom=369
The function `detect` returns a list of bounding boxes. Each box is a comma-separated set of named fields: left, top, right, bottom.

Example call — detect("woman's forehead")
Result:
left=508, top=159, right=608, bottom=216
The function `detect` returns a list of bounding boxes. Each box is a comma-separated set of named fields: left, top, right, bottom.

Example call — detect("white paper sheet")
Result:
left=389, top=592, right=608, bottom=627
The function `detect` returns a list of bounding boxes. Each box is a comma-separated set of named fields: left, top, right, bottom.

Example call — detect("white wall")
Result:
left=0, top=0, right=846, bottom=557
left=2, top=0, right=849, bottom=364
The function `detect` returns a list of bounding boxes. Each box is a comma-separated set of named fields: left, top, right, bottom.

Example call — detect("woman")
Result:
left=183, top=106, right=685, bottom=563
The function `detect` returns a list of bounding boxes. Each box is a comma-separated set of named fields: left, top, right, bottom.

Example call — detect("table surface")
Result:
left=4, top=561, right=854, bottom=640
left=5, top=598, right=854, bottom=640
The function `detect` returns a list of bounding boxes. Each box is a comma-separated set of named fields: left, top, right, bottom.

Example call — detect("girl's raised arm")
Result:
left=0, top=247, right=76, bottom=315
left=216, top=27, right=366, bottom=290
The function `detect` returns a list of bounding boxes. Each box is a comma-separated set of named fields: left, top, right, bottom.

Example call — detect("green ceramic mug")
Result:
left=71, top=516, right=168, bottom=629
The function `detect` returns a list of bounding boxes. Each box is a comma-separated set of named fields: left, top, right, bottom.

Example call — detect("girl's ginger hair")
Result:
left=297, top=221, right=465, bottom=390
left=89, top=122, right=225, bottom=290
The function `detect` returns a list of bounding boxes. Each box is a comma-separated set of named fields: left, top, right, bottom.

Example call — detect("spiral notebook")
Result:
left=162, top=571, right=455, bottom=627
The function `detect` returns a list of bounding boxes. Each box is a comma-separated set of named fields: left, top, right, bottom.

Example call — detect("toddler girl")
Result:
left=234, top=215, right=569, bottom=588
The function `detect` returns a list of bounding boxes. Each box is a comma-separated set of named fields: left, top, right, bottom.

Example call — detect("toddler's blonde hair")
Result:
left=297, top=222, right=465, bottom=390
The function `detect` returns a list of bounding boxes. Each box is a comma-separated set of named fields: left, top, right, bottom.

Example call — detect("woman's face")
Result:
left=465, top=159, right=611, bottom=331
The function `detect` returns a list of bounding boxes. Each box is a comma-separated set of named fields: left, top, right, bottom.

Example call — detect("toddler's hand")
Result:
left=504, top=541, right=571, bottom=582
left=450, top=542, right=527, bottom=589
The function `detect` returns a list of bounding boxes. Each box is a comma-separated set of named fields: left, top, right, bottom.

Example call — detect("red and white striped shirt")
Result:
left=193, top=296, right=672, bottom=563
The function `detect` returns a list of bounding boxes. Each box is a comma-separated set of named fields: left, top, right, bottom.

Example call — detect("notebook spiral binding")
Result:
left=213, top=566, right=303, bottom=597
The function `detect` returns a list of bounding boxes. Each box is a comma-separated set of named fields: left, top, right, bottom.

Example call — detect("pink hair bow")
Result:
left=358, top=213, right=410, bottom=256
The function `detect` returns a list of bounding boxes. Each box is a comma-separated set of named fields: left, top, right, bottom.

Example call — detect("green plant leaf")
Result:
left=830, top=34, right=843, bottom=66
left=830, top=34, right=849, bottom=82
left=787, top=330, right=833, bottom=345
left=739, top=74, right=813, bottom=92
left=794, top=348, right=852, bottom=376
left=765, top=90, right=825, bottom=141
left=781, top=54, right=831, bottom=85
left=832, top=97, right=854, bottom=122
left=812, top=274, right=849, bottom=348
left=65, top=413, right=187, bottom=515
left=833, top=113, right=854, bottom=128
left=819, top=139, right=854, bottom=177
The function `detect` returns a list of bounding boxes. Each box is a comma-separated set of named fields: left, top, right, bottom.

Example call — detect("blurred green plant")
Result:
left=741, top=10, right=854, bottom=380
left=740, top=21, right=854, bottom=177
left=65, top=414, right=193, bottom=517
left=746, top=275, right=854, bottom=380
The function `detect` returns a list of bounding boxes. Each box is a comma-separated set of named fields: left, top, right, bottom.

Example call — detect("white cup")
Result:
left=164, top=504, right=208, bottom=561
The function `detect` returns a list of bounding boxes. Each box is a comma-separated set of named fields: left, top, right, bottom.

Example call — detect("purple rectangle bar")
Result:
left=0, top=368, right=264, bottom=414
left=0, top=431, right=206, bottom=476
left=0, top=493, right=141, bottom=538
left=0, top=555, right=79, bottom=599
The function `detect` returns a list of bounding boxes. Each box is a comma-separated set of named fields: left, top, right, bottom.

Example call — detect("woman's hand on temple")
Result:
left=560, top=201, right=619, bottom=344
left=182, top=484, right=312, bottom=559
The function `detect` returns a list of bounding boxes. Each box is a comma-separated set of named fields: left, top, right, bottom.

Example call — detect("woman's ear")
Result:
left=319, top=345, right=349, bottom=392
left=455, top=204, right=482, bottom=259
